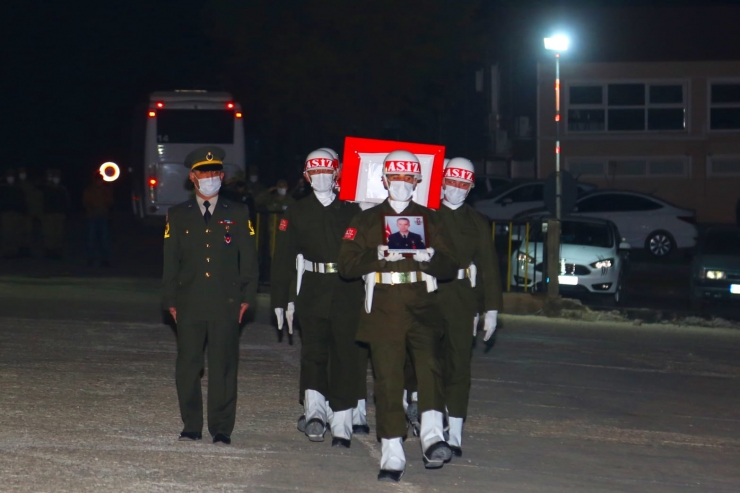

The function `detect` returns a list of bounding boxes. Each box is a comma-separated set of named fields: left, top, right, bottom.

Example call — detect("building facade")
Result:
left=537, top=61, right=740, bottom=224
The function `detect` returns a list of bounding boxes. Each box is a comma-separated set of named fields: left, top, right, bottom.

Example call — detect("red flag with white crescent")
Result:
left=385, top=223, right=392, bottom=242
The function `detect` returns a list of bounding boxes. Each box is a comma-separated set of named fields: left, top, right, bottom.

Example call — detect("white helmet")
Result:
left=382, top=150, right=422, bottom=181
left=304, top=149, right=339, bottom=173
left=317, top=147, right=339, bottom=161
left=443, top=157, right=475, bottom=185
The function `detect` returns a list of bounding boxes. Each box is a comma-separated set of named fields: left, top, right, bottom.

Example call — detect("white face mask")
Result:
left=18, top=173, right=26, bottom=181
left=388, top=180, right=415, bottom=202
left=249, top=175, right=258, bottom=183
left=309, top=173, right=334, bottom=193
left=6, top=176, right=15, bottom=185
left=197, top=176, right=222, bottom=197
left=277, top=187, right=287, bottom=196
left=52, top=177, right=60, bottom=185
left=443, top=185, right=468, bottom=205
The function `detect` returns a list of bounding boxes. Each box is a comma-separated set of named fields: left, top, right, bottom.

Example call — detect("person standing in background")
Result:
left=17, top=166, right=42, bottom=257
left=41, top=169, right=69, bottom=259
left=0, top=168, right=27, bottom=258
left=83, top=171, right=114, bottom=267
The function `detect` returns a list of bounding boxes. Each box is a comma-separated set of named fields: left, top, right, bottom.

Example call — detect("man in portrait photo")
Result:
left=387, top=217, right=426, bottom=250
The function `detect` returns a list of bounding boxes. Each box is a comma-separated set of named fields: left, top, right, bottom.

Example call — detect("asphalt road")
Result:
left=0, top=278, right=739, bottom=492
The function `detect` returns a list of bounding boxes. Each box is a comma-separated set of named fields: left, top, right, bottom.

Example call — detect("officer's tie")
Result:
left=203, top=200, right=212, bottom=223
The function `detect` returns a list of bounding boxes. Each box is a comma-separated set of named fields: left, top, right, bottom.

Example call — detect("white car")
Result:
left=510, top=217, right=630, bottom=305
left=571, top=191, right=697, bottom=257
left=473, top=180, right=596, bottom=223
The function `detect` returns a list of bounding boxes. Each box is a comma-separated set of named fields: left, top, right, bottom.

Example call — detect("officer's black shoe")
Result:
left=305, top=418, right=326, bottom=442
left=353, top=424, right=370, bottom=435
left=377, top=469, right=404, bottom=482
left=213, top=433, right=231, bottom=445
left=423, top=441, right=452, bottom=469
left=178, top=431, right=202, bottom=441
left=450, top=445, right=463, bottom=457
left=331, top=437, right=351, bottom=448
left=297, top=415, right=307, bottom=433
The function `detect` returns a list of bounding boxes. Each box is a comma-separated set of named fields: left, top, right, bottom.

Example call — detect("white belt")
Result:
left=456, top=268, right=470, bottom=280
left=460, top=262, right=477, bottom=288
left=304, top=260, right=339, bottom=274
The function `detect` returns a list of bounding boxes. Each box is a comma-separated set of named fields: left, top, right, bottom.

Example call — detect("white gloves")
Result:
left=413, top=247, right=435, bottom=263
left=275, top=302, right=296, bottom=334
left=483, top=310, right=498, bottom=341
left=378, top=245, right=404, bottom=262
left=473, top=313, right=480, bottom=336
left=286, top=302, right=295, bottom=334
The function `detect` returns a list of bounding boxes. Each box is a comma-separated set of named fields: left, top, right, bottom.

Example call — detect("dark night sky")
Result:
left=3, top=0, right=740, bottom=193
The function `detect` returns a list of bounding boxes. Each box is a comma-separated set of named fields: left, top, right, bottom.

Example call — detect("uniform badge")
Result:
left=279, top=219, right=289, bottom=231
left=343, top=227, right=357, bottom=240
left=224, top=233, right=232, bottom=244
left=248, top=219, right=255, bottom=236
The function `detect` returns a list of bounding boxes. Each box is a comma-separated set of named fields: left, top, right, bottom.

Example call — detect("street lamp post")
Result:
left=544, top=35, right=569, bottom=299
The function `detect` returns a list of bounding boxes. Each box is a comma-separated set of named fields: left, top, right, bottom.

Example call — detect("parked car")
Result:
left=510, top=217, right=630, bottom=305
left=567, top=191, right=697, bottom=258
left=466, top=176, right=512, bottom=204
left=473, top=180, right=596, bottom=223
left=690, top=227, right=740, bottom=310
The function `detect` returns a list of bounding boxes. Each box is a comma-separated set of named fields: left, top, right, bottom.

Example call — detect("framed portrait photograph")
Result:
left=383, top=214, right=428, bottom=254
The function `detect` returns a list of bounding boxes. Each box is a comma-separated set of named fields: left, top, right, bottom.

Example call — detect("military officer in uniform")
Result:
left=162, top=146, right=259, bottom=445
left=339, top=150, right=458, bottom=481
left=436, top=157, right=502, bottom=456
left=271, top=149, right=366, bottom=447
left=387, top=218, right=426, bottom=250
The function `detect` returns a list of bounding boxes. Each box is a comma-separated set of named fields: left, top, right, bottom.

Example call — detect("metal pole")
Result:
left=555, top=53, right=562, bottom=221
left=547, top=52, right=562, bottom=299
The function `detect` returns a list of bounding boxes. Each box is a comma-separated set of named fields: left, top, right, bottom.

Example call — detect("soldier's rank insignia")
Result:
left=224, top=233, right=232, bottom=244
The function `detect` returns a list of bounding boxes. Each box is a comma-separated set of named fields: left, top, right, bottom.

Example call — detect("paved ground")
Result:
left=0, top=278, right=739, bottom=492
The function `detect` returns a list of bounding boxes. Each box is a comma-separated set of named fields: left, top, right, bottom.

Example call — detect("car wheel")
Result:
left=645, top=231, right=675, bottom=258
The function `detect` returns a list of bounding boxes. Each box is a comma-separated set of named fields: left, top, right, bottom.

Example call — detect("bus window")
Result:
left=156, top=109, right=234, bottom=144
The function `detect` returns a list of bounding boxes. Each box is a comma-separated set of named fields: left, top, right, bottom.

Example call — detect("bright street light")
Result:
left=544, top=35, right=569, bottom=52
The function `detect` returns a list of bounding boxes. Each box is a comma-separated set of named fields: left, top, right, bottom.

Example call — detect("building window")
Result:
left=710, top=83, right=740, bottom=130
left=567, top=81, right=686, bottom=133
left=567, top=157, right=689, bottom=178
left=708, top=156, right=740, bottom=176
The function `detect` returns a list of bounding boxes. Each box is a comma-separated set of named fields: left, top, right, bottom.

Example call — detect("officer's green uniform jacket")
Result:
left=338, top=200, right=459, bottom=343
left=437, top=203, right=503, bottom=316
left=271, top=194, right=363, bottom=316
left=162, top=197, right=258, bottom=320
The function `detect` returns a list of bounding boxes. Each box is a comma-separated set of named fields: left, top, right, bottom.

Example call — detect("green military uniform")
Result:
left=338, top=200, right=458, bottom=439
left=271, top=194, right=365, bottom=413
left=437, top=203, right=503, bottom=419
left=0, top=176, right=27, bottom=258
left=162, top=146, right=259, bottom=439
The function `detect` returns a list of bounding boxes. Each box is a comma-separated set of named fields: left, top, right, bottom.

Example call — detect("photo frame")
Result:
left=383, top=214, right=428, bottom=254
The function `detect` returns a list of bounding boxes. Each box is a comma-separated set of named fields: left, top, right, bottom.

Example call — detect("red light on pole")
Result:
left=226, top=102, right=235, bottom=109
left=156, top=101, right=164, bottom=108
left=235, top=112, right=243, bottom=118
left=148, top=178, right=158, bottom=187
left=148, top=111, right=156, bottom=118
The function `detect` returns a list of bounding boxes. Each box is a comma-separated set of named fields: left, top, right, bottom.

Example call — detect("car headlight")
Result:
left=705, top=270, right=726, bottom=280
left=517, top=252, right=534, bottom=263
left=590, top=259, right=613, bottom=269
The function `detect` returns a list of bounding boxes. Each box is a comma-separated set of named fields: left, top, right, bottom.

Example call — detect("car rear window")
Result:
left=701, top=230, right=740, bottom=255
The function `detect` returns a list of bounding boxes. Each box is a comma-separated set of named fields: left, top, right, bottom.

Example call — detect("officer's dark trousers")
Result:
left=298, top=314, right=363, bottom=412
left=365, top=285, right=445, bottom=439
left=440, top=281, right=477, bottom=419
left=176, top=318, right=240, bottom=437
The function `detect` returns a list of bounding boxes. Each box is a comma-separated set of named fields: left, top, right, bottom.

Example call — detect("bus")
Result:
left=131, top=90, right=246, bottom=220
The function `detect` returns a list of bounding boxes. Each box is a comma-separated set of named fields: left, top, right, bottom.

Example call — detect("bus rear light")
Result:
left=226, top=102, right=235, bottom=109
left=235, top=112, right=243, bottom=118
left=148, top=178, right=158, bottom=187
left=148, top=111, right=156, bottom=118
left=156, top=101, right=164, bottom=108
